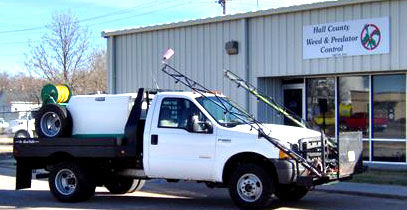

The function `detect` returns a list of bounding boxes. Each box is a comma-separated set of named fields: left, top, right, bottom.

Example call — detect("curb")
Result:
left=314, top=188, right=407, bottom=200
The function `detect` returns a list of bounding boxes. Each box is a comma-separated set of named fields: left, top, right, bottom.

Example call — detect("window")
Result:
left=158, top=98, right=207, bottom=130
left=306, top=78, right=336, bottom=137
left=372, top=141, right=406, bottom=162
left=338, top=76, right=369, bottom=137
left=306, top=74, right=407, bottom=163
left=372, top=75, right=406, bottom=139
left=196, top=96, right=254, bottom=127
left=338, top=76, right=370, bottom=161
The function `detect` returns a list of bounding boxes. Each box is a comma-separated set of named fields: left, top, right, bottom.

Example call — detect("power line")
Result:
left=0, top=26, right=44, bottom=34
left=87, top=1, right=208, bottom=26
left=0, top=0, right=165, bottom=35
left=0, top=0, right=211, bottom=46
left=0, top=41, right=27, bottom=45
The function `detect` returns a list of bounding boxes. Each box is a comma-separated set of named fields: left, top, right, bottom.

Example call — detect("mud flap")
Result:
left=16, top=160, right=32, bottom=190
left=338, top=132, right=363, bottom=178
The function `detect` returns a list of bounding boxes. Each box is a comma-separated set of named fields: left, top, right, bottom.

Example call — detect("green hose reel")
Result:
left=41, top=84, right=72, bottom=105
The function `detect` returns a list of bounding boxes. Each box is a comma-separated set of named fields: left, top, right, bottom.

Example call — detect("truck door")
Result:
left=147, top=97, right=216, bottom=181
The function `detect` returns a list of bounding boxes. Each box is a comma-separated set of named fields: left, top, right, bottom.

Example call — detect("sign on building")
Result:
left=303, top=17, right=389, bottom=59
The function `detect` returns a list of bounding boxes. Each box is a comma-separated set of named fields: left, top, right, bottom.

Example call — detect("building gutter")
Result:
left=101, top=0, right=387, bottom=37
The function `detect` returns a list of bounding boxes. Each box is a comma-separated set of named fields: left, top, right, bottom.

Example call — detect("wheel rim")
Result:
left=40, top=111, right=61, bottom=137
left=55, top=169, right=77, bottom=195
left=237, top=173, right=263, bottom=202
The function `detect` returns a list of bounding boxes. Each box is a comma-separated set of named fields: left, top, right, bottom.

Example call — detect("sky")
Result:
left=0, top=0, right=332, bottom=75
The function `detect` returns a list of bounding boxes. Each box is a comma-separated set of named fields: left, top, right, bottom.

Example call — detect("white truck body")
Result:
left=16, top=88, right=361, bottom=208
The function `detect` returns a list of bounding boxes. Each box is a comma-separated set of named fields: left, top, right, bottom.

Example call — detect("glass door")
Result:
left=283, top=84, right=305, bottom=127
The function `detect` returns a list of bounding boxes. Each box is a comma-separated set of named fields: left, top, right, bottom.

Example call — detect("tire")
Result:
left=105, top=178, right=146, bottom=194
left=275, top=185, right=309, bottom=201
left=35, top=104, right=72, bottom=138
left=49, top=162, right=96, bottom=202
left=128, top=179, right=146, bottom=193
left=14, top=130, right=30, bottom=138
left=228, top=164, right=275, bottom=209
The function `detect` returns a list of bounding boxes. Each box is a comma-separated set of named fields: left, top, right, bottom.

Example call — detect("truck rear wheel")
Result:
left=49, top=162, right=95, bottom=202
left=35, top=104, right=72, bottom=138
left=228, top=164, right=274, bottom=209
left=105, top=178, right=145, bottom=194
left=14, top=130, right=30, bottom=138
left=275, top=185, right=309, bottom=201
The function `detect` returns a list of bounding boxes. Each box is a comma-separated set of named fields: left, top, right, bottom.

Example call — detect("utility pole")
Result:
left=218, top=0, right=226, bottom=15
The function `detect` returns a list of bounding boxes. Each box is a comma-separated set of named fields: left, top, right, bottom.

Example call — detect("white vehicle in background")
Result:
left=8, top=112, right=36, bottom=138
left=0, top=118, right=9, bottom=134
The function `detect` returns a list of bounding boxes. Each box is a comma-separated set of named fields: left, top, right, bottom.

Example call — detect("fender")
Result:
left=213, top=144, right=279, bottom=182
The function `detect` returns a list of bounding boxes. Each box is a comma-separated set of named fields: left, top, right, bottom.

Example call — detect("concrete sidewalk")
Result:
left=0, top=138, right=12, bottom=160
left=315, top=182, right=407, bottom=200
left=0, top=137, right=13, bottom=145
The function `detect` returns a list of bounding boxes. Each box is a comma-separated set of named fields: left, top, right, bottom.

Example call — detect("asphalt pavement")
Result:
left=1, top=136, right=407, bottom=209
left=0, top=158, right=406, bottom=209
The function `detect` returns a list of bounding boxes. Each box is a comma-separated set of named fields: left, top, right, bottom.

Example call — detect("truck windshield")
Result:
left=196, top=96, right=254, bottom=127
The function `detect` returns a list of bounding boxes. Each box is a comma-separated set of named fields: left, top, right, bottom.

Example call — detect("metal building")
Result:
left=103, top=0, right=407, bottom=165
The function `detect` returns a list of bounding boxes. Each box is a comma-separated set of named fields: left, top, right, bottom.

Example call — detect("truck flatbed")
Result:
left=13, top=137, right=138, bottom=158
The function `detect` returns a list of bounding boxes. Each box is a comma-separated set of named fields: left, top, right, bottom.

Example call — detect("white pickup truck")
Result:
left=14, top=88, right=362, bottom=209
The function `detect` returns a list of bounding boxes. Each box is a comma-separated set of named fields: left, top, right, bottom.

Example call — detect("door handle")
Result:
left=151, top=134, right=158, bottom=145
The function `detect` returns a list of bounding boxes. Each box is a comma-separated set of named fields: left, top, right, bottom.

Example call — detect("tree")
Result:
left=25, top=12, right=90, bottom=92
left=73, top=50, right=107, bottom=94
left=0, top=72, right=45, bottom=103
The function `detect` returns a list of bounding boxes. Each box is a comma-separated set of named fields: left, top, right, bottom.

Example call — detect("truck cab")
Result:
left=144, top=91, right=320, bottom=183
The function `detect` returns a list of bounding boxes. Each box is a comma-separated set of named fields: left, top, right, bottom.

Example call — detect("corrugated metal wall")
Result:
left=249, top=0, right=407, bottom=77
left=257, top=77, right=284, bottom=124
left=109, top=20, right=250, bottom=109
left=108, top=0, right=407, bottom=123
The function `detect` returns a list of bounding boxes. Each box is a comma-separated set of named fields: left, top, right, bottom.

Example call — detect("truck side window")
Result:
left=158, top=98, right=207, bottom=131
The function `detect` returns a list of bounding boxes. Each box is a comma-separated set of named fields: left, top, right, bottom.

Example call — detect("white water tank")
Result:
left=67, top=93, right=138, bottom=137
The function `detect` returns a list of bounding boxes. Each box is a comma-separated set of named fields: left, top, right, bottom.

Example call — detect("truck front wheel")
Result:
left=275, top=184, right=309, bottom=201
left=105, top=178, right=145, bottom=194
left=49, top=162, right=96, bottom=202
left=228, top=164, right=274, bottom=209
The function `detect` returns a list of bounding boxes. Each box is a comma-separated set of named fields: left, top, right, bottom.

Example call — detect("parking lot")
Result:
left=0, top=160, right=405, bottom=210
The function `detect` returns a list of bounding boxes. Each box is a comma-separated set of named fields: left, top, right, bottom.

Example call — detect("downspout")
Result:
left=241, top=18, right=250, bottom=112
left=107, top=36, right=117, bottom=94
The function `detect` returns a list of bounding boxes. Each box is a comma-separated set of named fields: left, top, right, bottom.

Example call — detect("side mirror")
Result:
left=189, top=115, right=213, bottom=134
left=205, top=121, right=213, bottom=134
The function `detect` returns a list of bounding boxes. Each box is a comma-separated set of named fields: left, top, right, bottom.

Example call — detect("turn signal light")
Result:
left=208, top=90, right=222, bottom=95
left=279, top=150, right=294, bottom=160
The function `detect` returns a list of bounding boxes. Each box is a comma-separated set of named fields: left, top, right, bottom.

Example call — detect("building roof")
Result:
left=102, top=0, right=385, bottom=37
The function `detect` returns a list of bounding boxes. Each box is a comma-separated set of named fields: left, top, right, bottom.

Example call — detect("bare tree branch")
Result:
left=25, top=11, right=90, bottom=91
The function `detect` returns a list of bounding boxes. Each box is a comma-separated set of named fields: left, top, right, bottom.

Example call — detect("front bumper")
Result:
left=271, top=159, right=306, bottom=185
left=271, top=132, right=363, bottom=186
